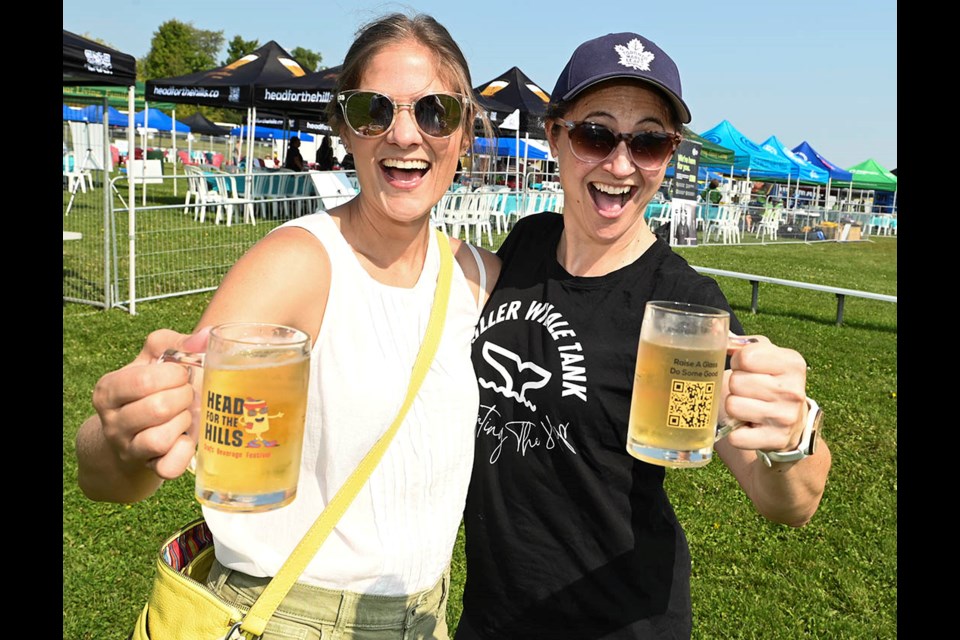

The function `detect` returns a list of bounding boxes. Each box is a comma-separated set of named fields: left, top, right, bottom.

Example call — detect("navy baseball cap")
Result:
left=550, top=32, right=691, bottom=124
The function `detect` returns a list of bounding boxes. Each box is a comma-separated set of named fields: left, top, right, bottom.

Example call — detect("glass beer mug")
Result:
left=626, top=301, right=731, bottom=468
left=161, top=322, right=311, bottom=512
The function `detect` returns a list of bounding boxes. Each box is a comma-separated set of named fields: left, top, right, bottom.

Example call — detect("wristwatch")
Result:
left=755, top=397, right=823, bottom=467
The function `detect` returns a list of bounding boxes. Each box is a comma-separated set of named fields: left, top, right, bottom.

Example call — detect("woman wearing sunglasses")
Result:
left=457, top=32, right=832, bottom=639
left=76, top=13, right=499, bottom=639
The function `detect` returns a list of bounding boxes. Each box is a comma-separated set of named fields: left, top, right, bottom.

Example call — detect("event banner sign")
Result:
left=670, top=139, right=701, bottom=247
left=672, top=139, right=701, bottom=200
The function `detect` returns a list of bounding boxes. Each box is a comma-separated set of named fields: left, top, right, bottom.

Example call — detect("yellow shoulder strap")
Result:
left=241, top=228, right=454, bottom=637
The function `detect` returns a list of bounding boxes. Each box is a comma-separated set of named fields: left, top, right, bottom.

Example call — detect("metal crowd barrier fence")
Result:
left=63, top=167, right=897, bottom=315
left=63, top=170, right=359, bottom=315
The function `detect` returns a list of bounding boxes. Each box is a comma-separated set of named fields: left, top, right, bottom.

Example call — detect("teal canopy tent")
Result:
left=698, top=120, right=793, bottom=180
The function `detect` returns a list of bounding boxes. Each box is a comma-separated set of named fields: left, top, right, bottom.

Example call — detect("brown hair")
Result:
left=327, top=13, right=493, bottom=149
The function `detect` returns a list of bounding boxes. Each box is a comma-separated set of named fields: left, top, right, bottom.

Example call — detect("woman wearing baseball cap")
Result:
left=460, top=32, right=832, bottom=638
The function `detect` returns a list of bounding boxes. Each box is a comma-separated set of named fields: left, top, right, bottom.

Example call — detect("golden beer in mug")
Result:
left=627, top=302, right=729, bottom=468
left=163, top=322, right=311, bottom=512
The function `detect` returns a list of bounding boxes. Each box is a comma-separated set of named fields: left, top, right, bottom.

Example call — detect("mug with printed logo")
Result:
left=626, top=301, right=730, bottom=468
left=162, top=322, right=311, bottom=512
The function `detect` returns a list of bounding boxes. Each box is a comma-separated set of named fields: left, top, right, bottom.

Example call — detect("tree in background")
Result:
left=142, top=20, right=223, bottom=80
left=224, top=36, right=260, bottom=65
left=290, top=47, right=322, bottom=72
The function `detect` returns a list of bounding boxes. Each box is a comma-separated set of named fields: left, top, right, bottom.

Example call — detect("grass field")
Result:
left=62, top=235, right=897, bottom=639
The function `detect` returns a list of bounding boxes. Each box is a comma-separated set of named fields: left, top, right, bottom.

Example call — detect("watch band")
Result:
left=756, top=397, right=822, bottom=467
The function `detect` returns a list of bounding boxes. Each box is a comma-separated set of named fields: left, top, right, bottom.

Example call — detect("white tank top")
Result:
left=206, top=212, right=484, bottom=595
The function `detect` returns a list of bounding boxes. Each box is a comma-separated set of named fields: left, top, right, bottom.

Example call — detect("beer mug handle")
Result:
left=158, top=348, right=205, bottom=372
left=715, top=418, right=745, bottom=441
left=157, top=348, right=205, bottom=474
left=714, top=333, right=759, bottom=442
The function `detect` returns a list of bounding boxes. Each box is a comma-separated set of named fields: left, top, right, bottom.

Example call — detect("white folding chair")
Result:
left=721, top=206, right=743, bottom=244
left=263, top=170, right=294, bottom=218
left=63, top=152, right=93, bottom=194
left=480, top=185, right=512, bottom=233
left=184, top=165, right=219, bottom=223
left=210, top=171, right=252, bottom=226
left=182, top=165, right=204, bottom=216
left=431, top=192, right=454, bottom=232
left=705, top=205, right=740, bottom=244
left=756, top=206, right=780, bottom=242
left=446, top=190, right=493, bottom=246
left=440, top=187, right=473, bottom=240
left=464, top=195, right=494, bottom=247
left=515, top=191, right=544, bottom=222
left=648, top=202, right=673, bottom=230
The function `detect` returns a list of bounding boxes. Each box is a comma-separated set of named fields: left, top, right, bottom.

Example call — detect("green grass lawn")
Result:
left=62, top=236, right=896, bottom=640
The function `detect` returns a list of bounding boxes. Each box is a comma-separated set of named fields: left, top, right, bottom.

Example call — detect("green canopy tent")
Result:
left=832, top=158, right=898, bottom=191
left=831, top=157, right=898, bottom=214
left=682, top=126, right=736, bottom=168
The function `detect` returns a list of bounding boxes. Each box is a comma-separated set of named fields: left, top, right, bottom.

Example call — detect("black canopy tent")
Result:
left=146, top=41, right=311, bottom=194
left=179, top=112, right=231, bottom=163
left=63, top=29, right=138, bottom=171
left=254, top=64, right=340, bottom=115
left=474, top=94, right=520, bottom=136
left=473, top=66, right=551, bottom=139
left=146, top=41, right=310, bottom=109
left=252, top=65, right=341, bottom=146
left=473, top=67, right=552, bottom=187
left=180, top=112, right=231, bottom=137
left=63, top=29, right=136, bottom=86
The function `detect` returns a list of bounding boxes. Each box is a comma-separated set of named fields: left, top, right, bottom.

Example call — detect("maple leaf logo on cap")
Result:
left=614, top=39, right=655, bottom=71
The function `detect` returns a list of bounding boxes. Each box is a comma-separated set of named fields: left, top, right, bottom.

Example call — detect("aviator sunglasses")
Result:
left=557, top=119, right=682, bottom=170
left=337, top=90, right=466, bottom=138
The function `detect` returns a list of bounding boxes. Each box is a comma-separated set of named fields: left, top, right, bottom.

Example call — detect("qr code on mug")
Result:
left=667, top=380, right=715, bottom=429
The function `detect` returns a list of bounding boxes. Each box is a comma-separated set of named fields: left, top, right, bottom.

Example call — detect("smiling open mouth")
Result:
left=590, top=182, right=636, bottom=212
left=381, top=158, right=430, bottom=181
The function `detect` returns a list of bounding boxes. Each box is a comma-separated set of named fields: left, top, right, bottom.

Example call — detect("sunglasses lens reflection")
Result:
left=414, top=94, right=462, bottom=137
left=568, top=123, right=676, bottom=169
left=569, top=123, right=616, bottom=163
left=343, top=92, right=464, bottom=138
left=629, top=133, right=677, bottom=168
left=343, top=92, right=391, bottom=136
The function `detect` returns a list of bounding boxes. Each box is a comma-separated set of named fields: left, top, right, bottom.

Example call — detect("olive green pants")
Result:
left=206, top=558, right=450, bottom=640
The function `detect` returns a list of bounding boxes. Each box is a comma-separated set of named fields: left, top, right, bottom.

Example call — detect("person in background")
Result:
left=458, top=31, right=832, bottom=639
left=340, top=152, right=356, bottom=171
left=75, top=12, right=499, bottom=639
left=315, top=135, right=336, bottom=170
left=702, top=178, right=723, bottom=204
left=284, top=135, right=305, bottom=171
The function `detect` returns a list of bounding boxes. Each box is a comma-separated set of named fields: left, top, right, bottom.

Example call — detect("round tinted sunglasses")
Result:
left=337, top=91, right=467, bottom=139
left=557, top=119, right=682, bottom=171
